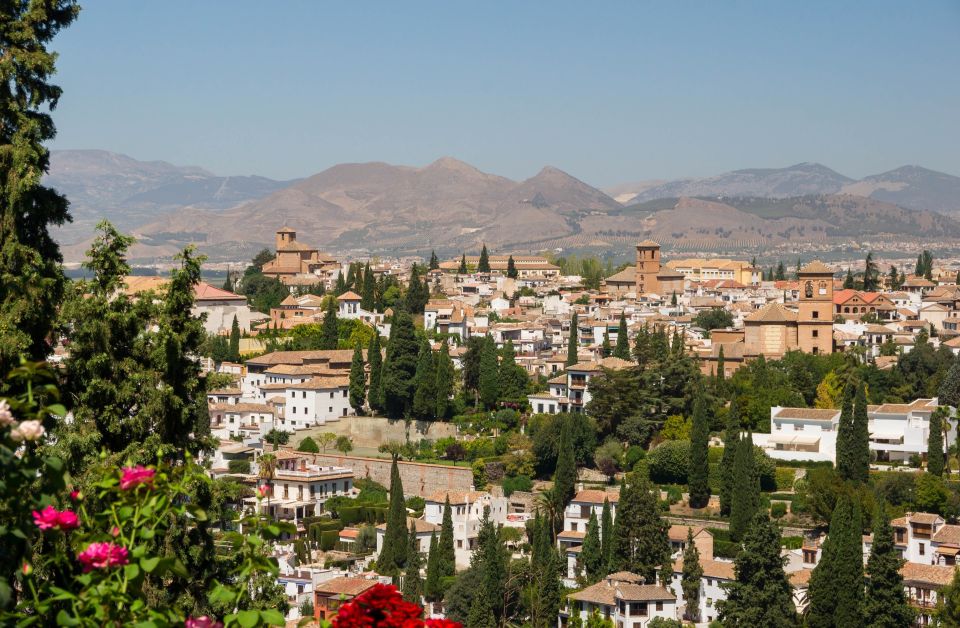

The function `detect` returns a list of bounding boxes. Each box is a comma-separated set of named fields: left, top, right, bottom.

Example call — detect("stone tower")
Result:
left=635, top=240, right=661, bottom=295
left=275, top=226, right=297, bottom=251
left=797, top=261, right=835, bottom=355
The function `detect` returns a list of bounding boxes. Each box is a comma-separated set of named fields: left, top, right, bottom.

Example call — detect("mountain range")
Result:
left=47, top=150, right=960, bottom=262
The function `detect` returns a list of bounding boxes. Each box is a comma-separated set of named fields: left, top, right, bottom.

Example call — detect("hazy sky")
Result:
left=49, top=1, right=960, bottom=186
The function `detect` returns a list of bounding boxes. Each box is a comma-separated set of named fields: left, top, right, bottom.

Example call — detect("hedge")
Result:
left=773, top=458, right=833, bottom=469
left=340, top=505, right=388, bottom=526
left=782, top=536, right=804, bottom=550
left=652, top=441, right=777, bottom=491
left=775, top=468, right=797, bottom=491
left=714, top=539, right=740, bottom=559
left=320, top=530, right=339, bottom=551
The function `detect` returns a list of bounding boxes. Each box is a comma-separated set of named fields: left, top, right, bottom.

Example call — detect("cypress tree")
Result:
left=439, top=497, right=456, bottom=577
left=716, top=345, right=726, bottom=391
left=348, top=342, right=366, bottom=414
left=836, top=382, right=856, bottom=481
left=863, top=502, right=914, bottom=628
left=600, top=497, right=613, bottom=574
left=367, top=333, right=383, bottom=413
left=852, top=382, right=871, bottom=483
left=412, top=339, right=437, bottom=420
left=478, top=335, right=499, bottom=410
left=613, top=312, right=630, bottom=360
left=610, top=470, right=671, bottom=586
left=938, top=352, right=960, bottom=408
left=320, top=297, right=339, bottom=350
left=378, top=458, right=409, bottom=575
left=498, top=340, right=528, bottom=401
left=729, top=431, right=759, bottom=542
left=718, top=512, right=797, bottom=627
left=458, top=254, right=468, bottom=274
left=429, top=250, right=439, bottom=271
left=806, top=493, right=864, bottom=628
left=466, top=587, right=496, bottom=628
left=567, top=311, right=579, bottom=366
left=434, top=340, right=455, bottom=419
left=681, top=528, right=704, bottom=622
left=553, top=416, right=578, bottom=522
left=345, top=263, right=357, bottom=290
left=424, top=532, right=442, bottom=602
left=688, top=383, right=711, bottom=509
left=472, top=507, right=507, bottom=621
left=361, top=263, right=375, bottom=311
left=478, top=244, right=491, bottom=273
left=936, top=569, right=960, bottom=626
left=928, top=407, right=946, bottom=477
left=401, top=521, right=423, bottom=603
left=334, top=270, right=346, bottom=295
left=719, top=397, right=741, bottom=516
left=228, top=315, right=241, bottom=362
left=507, top=255, right=518, bottom=279
left=580, top=511, right=602, bottom=582
left=405, top=263, right=429, bottom=314
left=222, top=270, right=234, bottom=292
left=528, top=513, right=563, bottom=627
left=381, top=311, right=419, bottom=419
left=600, top=329, right=612, bottom=357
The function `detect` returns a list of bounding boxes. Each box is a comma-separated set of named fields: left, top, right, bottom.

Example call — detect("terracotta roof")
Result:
left=568, top=576, right=675, bottom=606
left=637, top=240, right=660, bottom=248
left=933, top=524, right=960, bottom=545
left=315, top=576, right=378, bottom=597
left=673, top=558, right=735, bottom=580
left=337, top=291, right=361, bottom=301
left=744, top=302, right=798, bottom=323
left=900, top=562, right=955, bottom=587
left=799, top=261, right=835, bottom=275
left=426, top=490, right=488, bottom=505
left=376, top=517, right=440, bottom=534
left=194, top=282, right=246, bottom=301
left=605, top=267, right=636, bottom=283
left=558, top=530, right=586, bottom=540
left=547, top=374, right=567, bottom=385
left=789, top=569, right=813, bottom=586
left=287, top=375, right=351, bottom=390
left=668, top=524, right=706, bottom=542
left=907, top=512, right=943, bottom=525
left=210, top=403, right=274, bottom=414
left=567, top=356, right=635, bottom=372
left=572, top=490, right=620, bottom=505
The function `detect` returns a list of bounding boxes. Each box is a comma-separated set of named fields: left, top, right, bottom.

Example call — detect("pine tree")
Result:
left=836, top=382, right=856, bottom=481
left=567, top=312, right=579, bottom=366
left=928, top=407, right=946, bottom=476
left=424, top=532, right=442, bottom=602
left=844, top=268, right=855, bottom=289
left=681, top=528, right=704, bottom=622
left=688, top=383, right=711, bottom=509
left=334, top=270, right=346, bottom=295
left=478, top=335, right=499, bottom=410
left=613, top=312, right=630, bottom=360
left=939, top=353, right=960, bottom=409
left=349, top=342, right=366, bottom=414
left=228, top=315, right=241, bottom=362
left=378, top=458, right=409, bottom=575
left=719, top=397, right=741, bottom=516
left=458, top=254, right=468, bottom=274
left=429, top=250, right=440, bottom=271
left=863, top=502, right=914, bottom=627
left=601, top=329, right=612, bottom=357
left=412, top=339, right=437, bottom=420
left=806, top=493, right=864, bottom=628
left=439, top=497, right=456, bottom=578
left=320, top=298, right=339, bottom=350
left=367, top=333, right=383, bottom=413
left=478, top=244, right=491, bottom=273
left=381, top=311, right=420, bottom=419
left=401, top=521, right=423, bottom=603
left=361, top=263, right=375, bottom=312
left=434, top=340, right=455, bottom=419
left=405, top=263, right=429, bottom=314
left=0, top=1, right=78, bottom=375
left=851, top=382, right=871, bottom=483
left=553, top=416, right=578, bottom=524
left=718, top=512, right=797, bottom=627
left=600, top=497, right=613, bottom=575
left=580, top=511, right=602, bottom=582
left=507, top=255, right=518, bottom=279
left=610, top=470, right=671, bottom=585
left=729, top=431, right=759, bottom=542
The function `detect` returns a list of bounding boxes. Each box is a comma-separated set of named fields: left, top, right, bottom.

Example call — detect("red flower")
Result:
left=425, top=620, right=460, bottom=628
left=120, top=465, right=155, bottom=490
left=331, top=584, right=453, bottom=628
left=77, top=542, right=129, bottom=573
left=185, top=617, right=224, bottom=628
left=32, top=505, right=80, bottom=531
left=69, top=489, right=81, bottom=501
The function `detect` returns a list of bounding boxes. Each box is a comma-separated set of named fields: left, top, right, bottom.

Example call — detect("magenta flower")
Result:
left=256, top=484, right=270, bottom=499
left=69, top=489, right=81, bottom=501
left=32, top=505, right=80, bottom=531
left=119, top=465, right=155, bottom=491
left=77, top=542, right=129, bottom=573
left=185, top=617, right=224, bottom=628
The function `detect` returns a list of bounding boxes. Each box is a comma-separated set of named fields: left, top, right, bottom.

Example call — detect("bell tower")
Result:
left=635, top=240, right=661, bottom=295
left=797, top=261, right=835, bottom=355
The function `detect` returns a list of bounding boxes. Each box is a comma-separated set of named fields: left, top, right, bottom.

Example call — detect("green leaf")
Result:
left=140, top=556, right=160, bottom=573
left=46, top=404, right=67, bottom=418
left=259, top=609, right=286, bottom=625
left=138, top=528, right=155, bottom=540
left=118, top=506, right=134, bottom=519
left=124, top=563, right=141, bottom=580
left=236, top=610, right=260, bottom=628
left=55, top=610, right=81, bottom=626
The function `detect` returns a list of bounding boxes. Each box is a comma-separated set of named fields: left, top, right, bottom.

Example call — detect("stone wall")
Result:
left=300, top=416, right=459, bottom=449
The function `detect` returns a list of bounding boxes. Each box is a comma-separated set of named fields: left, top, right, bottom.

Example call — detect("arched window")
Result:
left=805, top=281, right=813, bottom=298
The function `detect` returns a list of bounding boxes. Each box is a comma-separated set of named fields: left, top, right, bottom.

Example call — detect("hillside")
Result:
left=841, top=165, right=960, bottom=215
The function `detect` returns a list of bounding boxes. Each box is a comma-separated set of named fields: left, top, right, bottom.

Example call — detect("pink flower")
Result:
left=120, top=465, right=155, bottom=491
left=256, top=484, right=270, bottom=499
left=69, top=489, right=81, bottom=501
left=21, top=562, right=32, bottom=576
left=0, top=399, right=13, bottom=427
left=185, top=617, right=224, bottom=628
left=110, top=526, right=121, bottom=537
left=32, top=505, right=80, bottom=531
left=77, top=542, right=129, bottom=573
left=10, top=420, right=45, bottom=442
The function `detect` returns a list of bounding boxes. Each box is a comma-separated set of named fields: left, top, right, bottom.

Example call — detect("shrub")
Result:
left=227, top=458, right=251, bottom=474
left=775, top=467, right=796, bottom=491
left=648, top=440, right=690, bottom=484
left=320, top=530, right=339, bottom=551
left=472, top=459, right=488, bottom=489
left=298, top=436, right=320, bottom=453
left=502, top=475, right=533, bottom=497
left=714, top=539, right=740, bottom=559
left=782, top=536, right=803, bottom=550
left=770, top=502, right=788, bottom=518
left=625, top=445, right=646, bottom=469
left=707, top=446, right=724, bottom=463
left=405, top=496, right=425, bottom=514
left=355, top=478, right=388, bottom=502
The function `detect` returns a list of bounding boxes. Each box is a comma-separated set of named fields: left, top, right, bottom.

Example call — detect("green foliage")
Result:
left=367, top=333, right=384, bottom=413
left=719, top=399, right=741, bottom=516
left=580, top=512, right=602, bottom=583
left=806, top=494, right=864, bottom=628
left=729, top=432, right=759, bottom=543
left=506, top=255, right=518, bottom=279
left=435, top=341, right=455, bottom=419
left=478, top=244, right=491, bottom=273
left=681, top=529, right=704, bottom=622
left=553, top=414, right=578, bottom=516
left=693, top=308, right=734, bottom=335
left=913, top=472, right=951, bottom=514
left=935, top=567, right=960, bottom=626
left=660, top=414, right=692, bottom=440
left=528, top=412, right=597, bottom=477
left=613, top=313, right=631, bottom=360
left=381, top=312, right=420, bottom=419
left=567, top=312, right=579, bottom=366
left=377, top=459, right=408, bottom=575
left=649, top=440, right=690, bottom=484
left=688, top=384, right=711, bottom=508
left=297, top=436, right=319, bottom=453
left=610, top=471, right=671, bottom=586
left=412, top=338, right=438, bottom=419
left=478, top=336, right=499, bottom=410
left=928, top=407, right=946, bottom=476
left=239, top=273, right=289, bottom=313
left=439, top=498, right=456, bottom=579
left=502, top=475, right=532, bottom=496
left=227, top=458, right=251, bottom=474
left=349, top=342, right=366, bottom=414
left=863, top=502, right=914, bottom=627
left=401, top=520, right=424, bottom=602
left=938, top=352, right=960, bottom=408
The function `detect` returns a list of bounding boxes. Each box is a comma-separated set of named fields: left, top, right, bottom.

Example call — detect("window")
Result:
left=655, top=602, right=663, bottom=611
left=329, top=407, right=333, bottom=413
left=812, top=311, right=819, bottom=319
left=457, top=540, right=463, bottom=548
left=571, top=522, right=578, bottom=531
left=920, top=543, right=925, bottom=556
left=330, top=392, right=334, bottom=399
left=292, top=407, right=297, bottom=414
left=812, top=329, right=819, bottom=338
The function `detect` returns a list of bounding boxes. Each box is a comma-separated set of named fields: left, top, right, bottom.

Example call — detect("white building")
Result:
left=423, top=490, right=506, bottom=569
left=375, top=517, right=440, bottom=557
left=527, top=356, right=634, bottom=415
left=252, top=450, right=354, bottom=527
left=561, top=572, right=677, bottom=628
left=670, top=558, right=735, bottom=625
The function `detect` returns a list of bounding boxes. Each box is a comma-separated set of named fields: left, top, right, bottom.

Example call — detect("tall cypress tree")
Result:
left=938, top=352, right=960, bottom=408
left=228, top=315, right=241, bottom=362
left=429, top=250, right=439, bottom=271
left=528, top=514, right=563, bottom=627
left=478, top=244, right=491, bottom=273
left=600, top=329, right=612, bottom=357
left=852, top=382, right=871, bottom=483
left=719, top=397, right=741, bottom=516
left=681, top=528, right=704, bottom=622
left=361, top=263, right=375, bottom=312
left=424, top=532, right=442, bottom=602
left=378, top=458, right=409, bottom=575
left=580, top=511, right=602, bottom=582
left=405, top=263, right=429, bottom=314
left=506, top=255, right=518, bottom=279
left=401, top=521, right=423, bottom=602
left=434, top=340, right=455, bottom=419
left=928, top=407, right=946, bottom=477
left=729, top=431, right=759, bottom=542
left=472, top=507, right=507, bottom=621
left=348, top=342, right=366, bottom=414
left=610, top=470, right=671, bottom=585
left=478, top=335, right=499, bottom=410
left=863, top=502, right=914, bottom=627
left=567, top=312, right=579, bottom=366
left=320, top=298, right=339, bottom=350
left=498, top=340, right=528, bottom=401
left=412, top=339, right=437, bottom=420
left=716, top=345, right=726, bottom=391
left=381, top=311, right=419, bottom=419
left=613, top=312, right=630, bottom=360
left=553, top=416, right=578, bottom=526
left=600, top=497, right=613, bottom=574
left=439, top=497, right=456, bottom=577
left=718, top=512, right=797, bottom=627
left=458, top=254, right=468, bottom=274
left=688, top=383, right=711, bottom=508
left=806, top=493, right=864, bottom=628
left=836, top=382, right=856, bottom=481
left=367, top=333, right=383, bottom=413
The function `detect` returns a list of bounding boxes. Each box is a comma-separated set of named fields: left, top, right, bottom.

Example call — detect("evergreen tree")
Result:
left=688, top=383, right=711, bottom=508
left=507, top=255, right=518, bottom=279
left=717, top=512, right=797, bottom=627
left=681, top=528, right=704, bottom=622
left=729, top=431, right=759, bottom=542
left=863, top=251, right=879, bottom=291
left=863, top=502, right=914, bottom=628
left=222, top=270, right=234, bottom=292
left=716, top=345, right=726, bottom=391
left=851, top=382, right=871, bottom=483
left=458, top=254, right=468, bottom=274
left=405, top=263, right=429, bottom=314
left=600, top=497, right=613, bottom=575
left=613, top=313, right=630, bottom=360
left=928, top=407, right=946, bottom=477
left=361, top=263, right=375, bottom=312
left=349, top=342, right=366, bottom=414
left=836, top=382, right=856, bottom=481
left=429, top=250, right=440, bottom=271
left=567, top=312, right=579, bottom=366
left=378, top=458, right=409, bottom=575
left=320, top=298, right=339, bottom=350
left=844, top=268, right=855, bottom=289
left=527, top=513, right=563, bottom=627
left=633, top=324, right=654, bottom=370
left=434, top=340, right=455, bottom=419
left=719, top=397, right=741, bottom=516
left=935, top=568, right=960, bottom=626
left=334, top=270, right=346, bottom=295
left=345, top=263, right=356, bottom=290
left=806, top=494, right=864, bottom=628
left=367, top=333, right=384, bottom=413
left=0, top=0, right=78, bottom=375
left=472, top=507, right=508, bottom=621
left=580, top=511, right=602, bottom=582
left=498, top=340, right=528, bottom=401
left=228, top=315, right=241, bottom=362
left=424, top=532, right=442, bottom=602
left=412, top=339, right=437, bottom=420
left=401, top=521, right=423, bottom=603
left=381, top=311, right=420, bottom=419
left=478, top=244, right=491, bottom=273
left=775, top=260, right=786, bottom=281
left=610, top=471, right=671, bottom=585
left=466, top=586, right=496, bottom=628
left=553, top=416, right=578, bottom=526
left=439, top=497, right=456, bottom=578
left=600, top=329, right=612, bottom=357
left=888, top=265, right=900, bottom=290
left=478, top=335, right=499, bottom=410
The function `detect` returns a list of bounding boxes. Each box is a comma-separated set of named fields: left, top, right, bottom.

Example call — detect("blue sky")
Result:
left=49, top=1, right=960, bottom=186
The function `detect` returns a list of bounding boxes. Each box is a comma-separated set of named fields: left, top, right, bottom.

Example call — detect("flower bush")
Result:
left=332, top=584, right=461, bottom=628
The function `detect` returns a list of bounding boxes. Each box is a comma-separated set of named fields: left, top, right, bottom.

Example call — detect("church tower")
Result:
left=797, top=261, right=835, bottom=355
left=635, top=240, right=661, bottom=295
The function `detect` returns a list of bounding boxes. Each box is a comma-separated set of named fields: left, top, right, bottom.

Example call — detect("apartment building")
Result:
left=527, top=356, right=634, bottom=415
left=560, top=572, right=677, bottom=628
left=253, top=450, right=354, bottom=526
left=423, top=490, right=506, bottom=568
